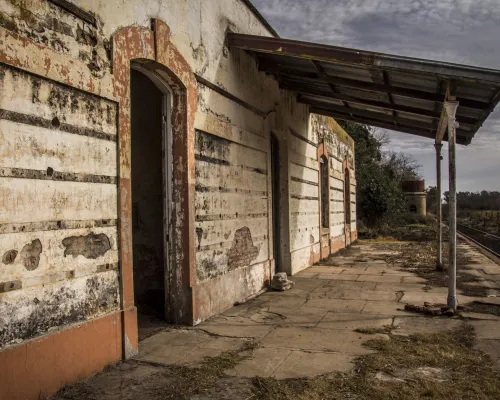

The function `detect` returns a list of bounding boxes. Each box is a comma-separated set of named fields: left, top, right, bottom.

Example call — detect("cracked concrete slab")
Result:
left=70, top=238, right=500, bottom=390
left=265, top=306, right=328, bottom=327
left=300, top=298, right=367, bottom=313
left=199, top=318, right=276, bottom=338
left=225, top=347, right=291, bottom=378
left=271, top=351, right=356, bottom=378
left=137, top=329, right=248, bottom=366
left=469, top=320, right=500, bottom=340
left=259, top=326, right=347, bottom=352
left=400, top=291, right=448, bottom=305
left=361, top=300, right=408, bottom=315
left=474, top=339, right=500, bottom=366
left=317, top=312, right=392, bottom=331
left=318, top=273, right=360, bottom=281
left=357, top=274, right=403, bottom=283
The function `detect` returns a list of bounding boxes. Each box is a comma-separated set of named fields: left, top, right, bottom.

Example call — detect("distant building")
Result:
left=402, top=181, right=427, bottom=215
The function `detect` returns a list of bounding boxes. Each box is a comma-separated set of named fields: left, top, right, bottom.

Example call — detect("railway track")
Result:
left=456, top=223, right=500, bottom=258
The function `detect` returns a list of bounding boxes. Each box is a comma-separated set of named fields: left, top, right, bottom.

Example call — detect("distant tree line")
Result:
left=426, top=188, right=500, bottom=215
left=338, top=121, right=421, bottom=228
left=444, top=190, right=500, bottom=210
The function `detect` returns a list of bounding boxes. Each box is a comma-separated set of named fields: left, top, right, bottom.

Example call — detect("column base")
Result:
left=447, top=295, right=457, bottom=310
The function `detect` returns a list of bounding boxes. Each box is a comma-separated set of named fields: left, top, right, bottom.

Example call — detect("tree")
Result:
left=426, top=186, right=439, bottom=214
left=444, top=190, right=500, bottom=211
left=339, top=121, right=414, bottom=228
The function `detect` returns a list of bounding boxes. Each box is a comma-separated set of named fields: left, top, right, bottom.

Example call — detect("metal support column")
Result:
left=434, top=142, right=443, bottom=271
left=445, top=101, right=459, bottom=309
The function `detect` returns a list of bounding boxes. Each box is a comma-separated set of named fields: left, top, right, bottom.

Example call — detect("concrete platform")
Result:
left=52, top=239, right=500, bottom=395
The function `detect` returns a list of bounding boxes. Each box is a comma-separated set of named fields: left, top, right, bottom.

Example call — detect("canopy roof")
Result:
left=228, top=33, right=500, bottom=145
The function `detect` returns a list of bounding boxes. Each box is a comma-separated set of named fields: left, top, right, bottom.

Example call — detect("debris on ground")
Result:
left=270, top=272, right=294, bottom=291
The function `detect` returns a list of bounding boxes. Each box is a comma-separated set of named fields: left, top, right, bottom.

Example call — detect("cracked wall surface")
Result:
left=0, top=44, right=118, bottom=348
left=0, top=0, right=357, bottom=351
left=288, top=114, right=357, bottom=274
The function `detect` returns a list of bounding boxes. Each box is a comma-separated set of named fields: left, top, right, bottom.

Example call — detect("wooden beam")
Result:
left=228, top=33, right=500, bottom=84
left=311, top=60, right=347, bottom=107
left=310, top=107, right=470, bottom=145
left=302, top=100, right=437, bottom=131
left=283, top=83, right=478, bottom=125
left=259, top=61, right=490, bottom=111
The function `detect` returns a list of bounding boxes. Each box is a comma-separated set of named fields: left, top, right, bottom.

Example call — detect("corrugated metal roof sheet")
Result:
left=228, top=33, right=500, bottom=145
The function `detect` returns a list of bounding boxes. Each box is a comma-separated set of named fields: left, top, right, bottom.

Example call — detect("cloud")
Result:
left=251, top=0, right=500, bottom=191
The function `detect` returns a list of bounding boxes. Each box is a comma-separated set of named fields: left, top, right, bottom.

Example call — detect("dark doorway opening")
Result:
left=131, top=67, right=171, bottom=335
left=344, top=167, right=351, bottom=246
left=320, top=156, right=330, bottom=229
left=410, top=205, right=417, bottom=213
left=270, top=133, right=281, bottom=272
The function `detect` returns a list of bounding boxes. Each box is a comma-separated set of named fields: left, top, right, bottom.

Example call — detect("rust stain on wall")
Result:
left=227, top=227, right=259, bottom=269
left=62, top=232, right=111, bottom=259
left=20, top=239, right=42, bottom=271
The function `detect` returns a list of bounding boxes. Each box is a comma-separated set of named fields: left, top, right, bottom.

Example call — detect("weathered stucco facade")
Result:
left=0, top=1, right=356, bottom=398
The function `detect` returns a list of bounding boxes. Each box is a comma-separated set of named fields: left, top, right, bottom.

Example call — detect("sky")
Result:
left=251, top=0, right=500, bottom=192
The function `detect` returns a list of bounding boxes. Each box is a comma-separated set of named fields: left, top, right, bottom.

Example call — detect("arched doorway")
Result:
left=130, top=64, right=172, bottom=325
left=344, top=167, right=351, bottom=246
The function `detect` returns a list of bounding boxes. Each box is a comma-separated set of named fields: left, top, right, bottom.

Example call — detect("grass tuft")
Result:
left=251, top=326, right=500, bottom=400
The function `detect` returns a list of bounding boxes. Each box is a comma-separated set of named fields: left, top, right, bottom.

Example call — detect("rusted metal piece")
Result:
left=48, top=0, right=97, bottom=26
left=445, top=101, right=459, bottom=309
left=434, top=142, right=443, bottom=271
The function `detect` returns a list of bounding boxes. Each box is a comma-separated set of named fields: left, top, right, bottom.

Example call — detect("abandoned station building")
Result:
left=0, top=1, right=358, bottom=397
left=4, top=1, right=500, bottom=399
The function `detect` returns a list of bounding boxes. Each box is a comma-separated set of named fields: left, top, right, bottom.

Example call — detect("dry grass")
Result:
left=466, top=302, right=500, bottom=317
left=52, top=341, right=258, bottom=400
left=354, top=326, right=393, bottom=335
left=379, top=236, right=491, bottom=298
left=252, top=326, right=500, bottom=400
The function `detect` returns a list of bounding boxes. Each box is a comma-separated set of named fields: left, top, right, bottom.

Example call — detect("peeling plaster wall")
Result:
left=0, top=63, right=119, bottom=348
left=0, top=0, right=357, bottom=344
left=314, top=115, right=357, bottom=247
left=288, top=114, right=356, bottom=274
left=0, top=0, right=281, bottom=341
